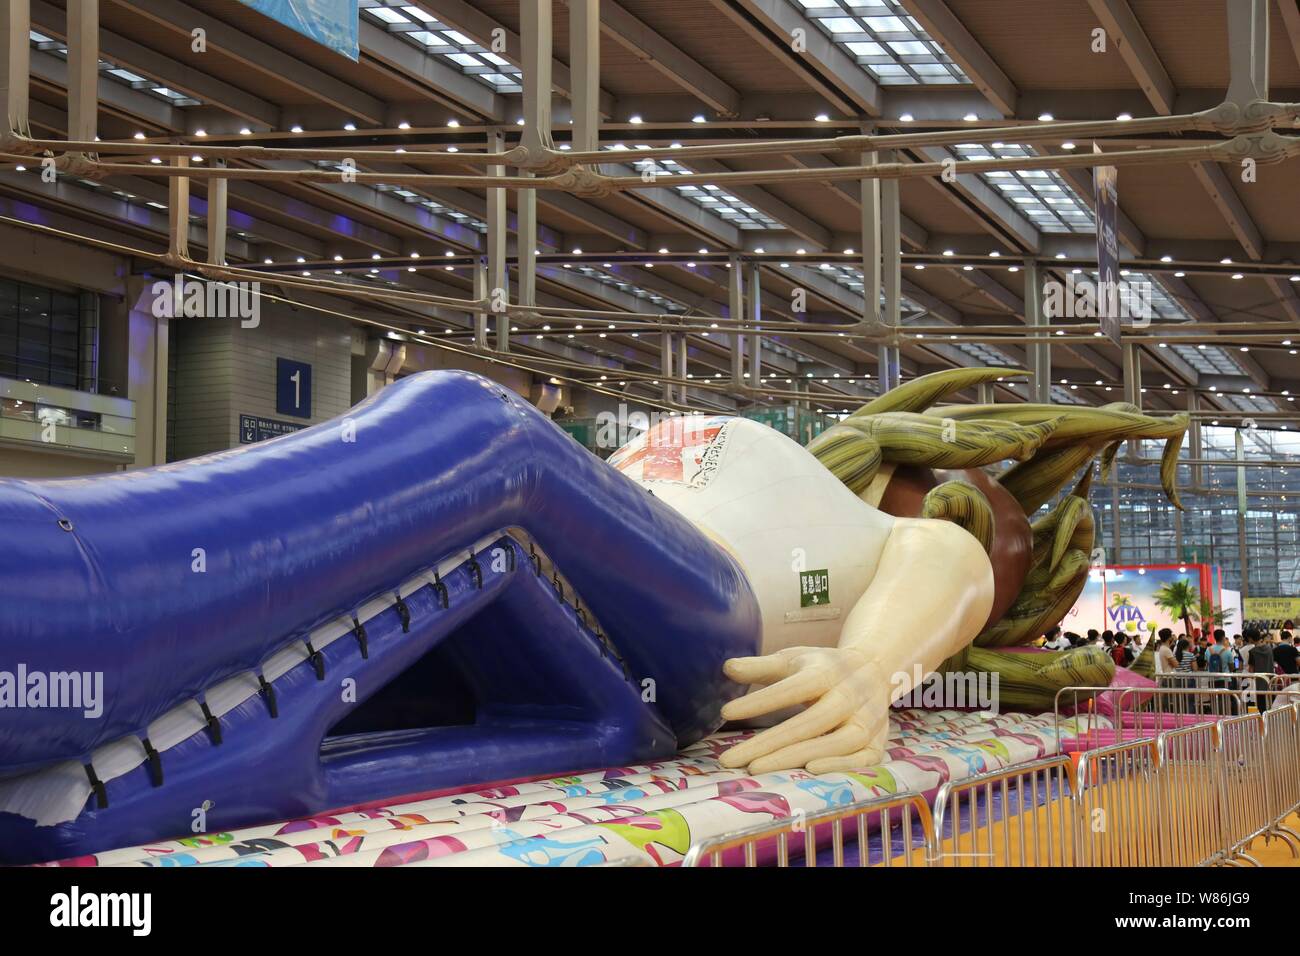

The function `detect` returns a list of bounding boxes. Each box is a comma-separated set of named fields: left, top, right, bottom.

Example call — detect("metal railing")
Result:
left=1216, top=713, right=1273, bottom=865
left=680, top=700, right=1300, bottom=868
left=1075, top=738, right=1162, bottom=867
left=681, top=791, right=933, bottom=868
left=931, top=756, right=1076, bottom=867
left=1158, top=721, right=1224, bottom=866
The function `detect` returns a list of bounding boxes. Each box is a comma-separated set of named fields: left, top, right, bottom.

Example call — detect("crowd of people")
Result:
left=1039, top=621, right=1300, bottom=713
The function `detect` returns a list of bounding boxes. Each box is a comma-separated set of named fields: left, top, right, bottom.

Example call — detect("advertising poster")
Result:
left=239, top=0, right=359, bottom=59
left=1063, top=564, right=1217, bottom=638
left=1094, top=148, right=1120, bottom=346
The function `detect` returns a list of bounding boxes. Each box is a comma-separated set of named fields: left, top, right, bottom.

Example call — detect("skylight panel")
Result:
left=796, top=0, right=971, bottom=85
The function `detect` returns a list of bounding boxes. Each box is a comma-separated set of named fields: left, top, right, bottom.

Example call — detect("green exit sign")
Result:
left=800, top=569, right=829, bottom=607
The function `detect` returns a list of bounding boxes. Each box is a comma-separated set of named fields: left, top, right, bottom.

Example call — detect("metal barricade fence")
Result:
left=1157, top=721, right=1224, bottom=866
left=930, top=756, right=1075, bottom=867
left=1263, top=703, right=1300, bottom=823
left=1216, top=713, right=1272, bottom=865
left=683, top=695, right=1300, bottom=868
left=681, top=791, right=933, bottom=868
left=1074, top=738, right=1162, bottom=866
left=1260, top=704, right=1300, bottom=857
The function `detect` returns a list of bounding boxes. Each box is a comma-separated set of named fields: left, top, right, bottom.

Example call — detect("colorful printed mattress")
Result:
left=36, top=708, right=1109, bottom=868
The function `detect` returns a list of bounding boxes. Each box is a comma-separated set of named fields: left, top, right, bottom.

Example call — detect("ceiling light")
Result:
left=398, top=121, right=411, bottom=130
left=629, top=115, right=643, bottom=124
left=1160, top=255, right=1173, bottom=263
left=343, top=122, right=356, bottom=131
left=1116, top=113, right=1133, bottom=121
left=963, top=113, right=978, bottom=122
left=194, top=129, right=207, bottom=137
left=239, top=127, right=252, bottom=136
left=899, top=113, right=914, bottom=122
left=814, top=113, right=830, bottom=122
left=1061, top=142, right=1076, bottom=150
left=290, top=125, right=303, bottom=134
left=1038, top=113, right=1054, bottom=121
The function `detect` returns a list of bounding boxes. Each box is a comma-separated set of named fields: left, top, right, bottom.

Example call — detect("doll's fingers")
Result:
left=805, top=711, right=890, bottom=774
left=747, top=721, right=874, bottom=775
left=720, top=664, right=836, bottom=722
left=718, top=690, right=854, bottom=769
left=722, top=652, right=797, bottom=686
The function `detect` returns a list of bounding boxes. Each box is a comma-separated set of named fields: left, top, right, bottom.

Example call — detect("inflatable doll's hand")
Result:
left=716, top=647, right=890, bottom=774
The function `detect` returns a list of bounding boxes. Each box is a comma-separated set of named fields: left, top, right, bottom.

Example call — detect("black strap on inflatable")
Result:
left=352, top=618, right=369, bottom=659
left=433, top=571, right=449, bottom=609
left=258, top=675, right=279, bottom=718
left=594, top=629, right=607, bottom=658
left=575, top=603, right=587, bottom=628
left=199, top=701, right=223, bottom=746
left=552, top=573, right=565, bottom=602
left=467, top=550, right=483, bottom=589
left=394, top=595, right=411, bottom=633
left=305, top=639, right=325, bottom=680
left=83, top=763, right=108, bottom=809
left=529, top=543, right=541, bottom=576
left=142, top=738, right=164, bottom=787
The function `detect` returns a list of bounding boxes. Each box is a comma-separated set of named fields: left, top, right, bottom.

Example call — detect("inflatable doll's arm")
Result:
left=718, top=517, right=994, bottom=774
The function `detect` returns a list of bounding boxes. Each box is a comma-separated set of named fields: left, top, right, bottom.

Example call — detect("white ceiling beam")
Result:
left=358, top=20, right=503, bottom=120
left=711, top=0, right=882, bottom=116
left=112, top=0, right=387, bottom=123
left=572, top=0, right=740, bottom=116
left=897, top=0, right=1018, bottom=116
left=1085, top=0, right=1176, bottom=114
left=408, top=0, right=616, bottom=117
left=29, top=48, right=179, bottom=130
left=31, top=0, right=280, bottom=128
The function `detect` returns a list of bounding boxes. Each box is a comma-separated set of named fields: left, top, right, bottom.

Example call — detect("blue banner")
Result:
left=238, top=0, right=359, bottom=60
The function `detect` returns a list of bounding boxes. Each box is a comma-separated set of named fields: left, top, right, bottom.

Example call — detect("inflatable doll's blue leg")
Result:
left=0, top=371, right=761, bottom=863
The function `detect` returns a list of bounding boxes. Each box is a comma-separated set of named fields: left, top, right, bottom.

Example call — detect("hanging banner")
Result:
left=238, top=1, right=359, bottom=60
left=1243, top=597, right=1300, bottom=622
left=1094, top=145, right=1121, bottom=346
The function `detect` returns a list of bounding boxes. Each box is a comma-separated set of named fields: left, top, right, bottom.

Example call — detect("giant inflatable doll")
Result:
left=0, top=366, right=1183, bottom=863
